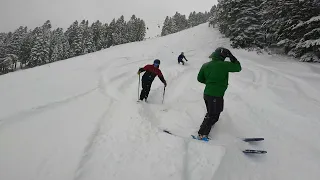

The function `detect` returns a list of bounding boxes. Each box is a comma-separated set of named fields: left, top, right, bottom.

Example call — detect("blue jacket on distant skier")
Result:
left=178, top=52, right=188, bottom=65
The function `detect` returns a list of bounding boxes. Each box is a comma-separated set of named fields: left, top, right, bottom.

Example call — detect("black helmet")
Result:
left=214, top=47, right=230, bottom=59
left=153, top=59, right=160, bottom=66
left=215, top=47, right=230, bottom=58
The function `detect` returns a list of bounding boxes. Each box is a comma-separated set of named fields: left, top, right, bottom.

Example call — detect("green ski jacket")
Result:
left=197, top=52, right=242, bottom=97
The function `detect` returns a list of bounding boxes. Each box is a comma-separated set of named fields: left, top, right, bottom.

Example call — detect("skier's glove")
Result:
left=223, top=49, right=238, bottom=63
left=137, top=71, right=140, bottom=75
left=229, top=55, right=238, bottom=63
left=219, top=48, right=231, bottom=58
left=224, top=49, right=232, bottom=58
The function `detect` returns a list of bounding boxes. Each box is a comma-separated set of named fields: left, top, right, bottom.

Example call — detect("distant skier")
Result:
left=196, top=47, right=242, bottom=140
left=178, top=52, right=188, bottom=65
left=137, top=59, right=167, bottom=102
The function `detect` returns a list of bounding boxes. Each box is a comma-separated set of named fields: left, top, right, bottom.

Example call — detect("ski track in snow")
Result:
left=74, top=100, right=115, bottom=180
left=0, top=23, right=320, bottom=180
left=0, top=87, right=98, bottom=129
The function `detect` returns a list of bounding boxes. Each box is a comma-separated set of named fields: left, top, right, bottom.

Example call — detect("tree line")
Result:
left=161, top=11, right=213, bottom=36
left=210, top=0, right=320, bottom=62
left=0, top=15, right=146, bottom=74
left=3, top=1, right=317, bottom=76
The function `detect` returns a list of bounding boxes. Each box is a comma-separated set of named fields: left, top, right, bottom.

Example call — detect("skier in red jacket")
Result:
left=137, top=59, right=167, bottom=102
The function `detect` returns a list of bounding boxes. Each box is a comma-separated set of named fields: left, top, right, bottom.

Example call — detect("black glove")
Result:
left=223, top=49, right=238, bottom=63
left=221, top=48, right=232, bottom=58
left=229, top=54, right=238, bottom=63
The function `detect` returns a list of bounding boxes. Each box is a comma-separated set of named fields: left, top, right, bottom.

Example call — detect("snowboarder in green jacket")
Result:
left=196, top=47, right=242, bottom=140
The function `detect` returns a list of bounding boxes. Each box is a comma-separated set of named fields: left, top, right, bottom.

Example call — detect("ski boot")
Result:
left=193, top=134, right=209, bottom=141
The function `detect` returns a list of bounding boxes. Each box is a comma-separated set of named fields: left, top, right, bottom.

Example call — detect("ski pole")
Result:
left=138, top=73, right=141, bottom=100
left=162, top=86, right=166, bottom=104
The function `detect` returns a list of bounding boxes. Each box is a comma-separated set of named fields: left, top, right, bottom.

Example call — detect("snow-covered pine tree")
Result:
left=101, top=23, right=111, bottom=48
left=50, top=29, right=58, bottom=62
left=108, top=19, right=116, bottom=47
left=50, top=46, right=59, bottom=62
left=5, top=26, right=28, bottom=68
left=188, top=12, right=197, bottom=28
left=113, top=15, right=128, bottom=45
left=192, top=12, right=208, bottom=26
left=180, top=13, right=189, bottom=30
left=19, top=30, right=34, bottom=68
left=127, top=15, right=138, bottom=42
left=290, top=15, right=320, bottom=62
left=0, top=33, right=5, bottom=45
left=0, top=32, right=14, bottom=72
left=172, top=12, right=188, bottom=31
left=161, top=16, right=171, bottom=36
left=208, top=5, right=217, bottom=27
left=91, top=20, right=105, bottom=50
left=81, top=20, right=96, bottom=54
left=70, top=20, right=85, bottom=56
left=85, top=28, right=96, bottom=53
left=229, top=0, right=264, bottom=49
left=136, top=18, right=146, bottom=41
left=61, top=33, right=71, bottom=59
left=259, top=0, right=319, bottom=61
left=0, top=33, right=7, bottom=58
left=215, top=0, right=243, bottom=37
left=161, top=10, right=209, bottom=36
left=0, top=15, right=149, bottom=75
left=50, top=28, right=66, bottom=62
left=12, top=26, right=28, bottom=69
left=210, top=6, right=217, bottom=17
left=29, top=20, right=52, bottom=66
left=259, top=0, right=284, bottom=47
left=284, top=0, right=320, bottom=62
left=29, top=27, right=43, bottom=67
left=215, top=0, right=264, bottom=48
left=42, top=20, right=52, bottom=63
left=65, top=20, right=79, bottom=58
left=1, top=32, right=12, bottom=57
left=215, top=0, right=320, bottom=62
left=169, top=18, right=179, bottom=34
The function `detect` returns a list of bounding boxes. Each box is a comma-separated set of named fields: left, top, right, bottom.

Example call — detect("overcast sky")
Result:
left=1, top=0, right=217, bottom=37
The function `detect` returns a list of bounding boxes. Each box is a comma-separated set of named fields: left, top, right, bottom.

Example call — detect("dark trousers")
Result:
left=178, top=60, right=185, bottom=65
left=198, top=94, right=224, bottom=136
left=140, top=80, right=152, bottom=100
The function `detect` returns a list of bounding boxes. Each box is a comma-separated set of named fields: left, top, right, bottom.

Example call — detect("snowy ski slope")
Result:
left=1, top=23, right=320, bottom=180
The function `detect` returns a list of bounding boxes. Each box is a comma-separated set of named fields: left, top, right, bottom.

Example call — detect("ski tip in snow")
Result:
left=163, top=130, right=172, bottom=135
left=243, top=149, right=267, bottom=154
left=242, top=138, right=266, bottom=154
left=242, top=137, right=264, bottom=142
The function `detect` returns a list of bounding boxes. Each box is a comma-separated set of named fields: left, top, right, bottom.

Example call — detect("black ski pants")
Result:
left=198, top=94, right=224, bottom=136
left=178, top=59, right=185, bottom=65
left=140, top=80, right=152, bottom=100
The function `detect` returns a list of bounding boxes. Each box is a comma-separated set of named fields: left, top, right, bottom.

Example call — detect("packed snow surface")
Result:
left=1, top=23, right=320, bottom=180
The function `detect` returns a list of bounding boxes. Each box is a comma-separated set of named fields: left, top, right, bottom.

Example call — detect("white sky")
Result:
left=1, top=0, right=217, bottom=37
